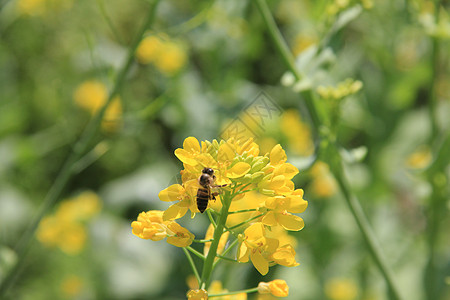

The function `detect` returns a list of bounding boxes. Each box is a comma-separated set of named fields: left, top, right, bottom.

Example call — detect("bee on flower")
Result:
left=132, top=137, right=307, bottom=297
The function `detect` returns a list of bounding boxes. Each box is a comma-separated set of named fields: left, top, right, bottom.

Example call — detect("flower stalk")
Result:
left=0, top=0, right=161, bottom=297
left=199, top=190, right=232, bottom=289
left=253, top=0, right=404, bottom=299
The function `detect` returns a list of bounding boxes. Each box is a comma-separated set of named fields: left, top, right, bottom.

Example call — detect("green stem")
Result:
left=200, top=191, right=232, bottom=289
left=215, top=255, right=241, bottom=263
left=253, top=0, right=322, bottom=131
left=186, top=246, right=206, bottom=260
left=209, top=287, right=259, bottom=298
left=253, top=1, right=404, bottom=299
left=194, top=239, right=214, bottom=243
left=207, top=210, right=217, bottom=228
left=0, top=1, right=161, bottom=297
left=226, top=212, right=266, bottom=231
left=212, top=238, right=240, bottom=269
left=428, top=0, right=441, bottom=142
left=332, top=159, right=403, bottom=300
left=228, top=209, right=258, bottom=214
left=182, top=247, right=201, bottom=284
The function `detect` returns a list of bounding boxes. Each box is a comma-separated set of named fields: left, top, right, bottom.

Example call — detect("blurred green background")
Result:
left=0, top=0, right=449, bottom=299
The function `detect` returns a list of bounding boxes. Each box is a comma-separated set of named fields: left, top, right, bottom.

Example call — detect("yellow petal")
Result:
left=217, top=143, right=235, bottom=162
left=163, top=204, right=188, bottom=221
left=251, top=251, right=269, bottom=275
left=262, top=211, right=277, bottom=226
left=270, top=144, right=287, bottom=165
left=227, top=162, right=251, bottom=178
left=268, top=175, right=285, bottom=190
left=271, top=245, right=299, bottom=267
left=244, top=223, right=265, bottom=240
left=174, top=149, right=198, bottom=166
left=187, top=289, right=208, bottom=300
left=288, top=198, right=308, bottom=214
left=277, top=213, right=305, bottom=231
left=158, top=184, right=184, bottom=202
left=269, top=279, right=289, bottom=297
left=183, top=137, right=201, bottom=153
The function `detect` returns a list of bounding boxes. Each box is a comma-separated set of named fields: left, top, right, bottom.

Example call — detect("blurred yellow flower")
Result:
left=60, top=275, right=83, bottom=298
left=292, top=33, right=317, bottom=56
left=317, top=78, right=363, bottom=100
left=18, top=0, right=73, bottom=16
left=73, top=80, right=122, bottom=132
left=258, top=280, right=289, bottom=297
left=325, top=278, right=358, bottom=300
left=405, top=146, right=432, bottom=169
left=137, top=34, right=187, bottom=75
left=37, top=191, right=101, bottom=255
left=310, top=161, right=337, bottom=198
left=187, top=289, right=208, bottom=300
left=280, top=109, right=314, bottom=156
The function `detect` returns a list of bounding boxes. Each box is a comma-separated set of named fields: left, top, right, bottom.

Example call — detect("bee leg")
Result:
left=211, top=192, right=219, bottom=201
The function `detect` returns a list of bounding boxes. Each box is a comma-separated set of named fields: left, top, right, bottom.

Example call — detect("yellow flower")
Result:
left=131, top=210, right=195, bottom=247
left=166, top=222, right=195, bottom=247
left=137, top=35, right=187, bottom=75
left=37, top=191, right=100, bottom=255
left=237, top=223, right=279, bottom=275
left=154, top=41, right=187, bottom=75
left=325, top=278, right=358, bottom=300
left=187, top=289, right=208, bottom=300
left=137, top=35, right=163, bottom=64
left=280, top=109, right=314, bottom=156
left=262, top=194, right=307, bottom=231
left=131, top=210, right=169, bottom=241
left=270, top=245, right=299, bottom=267
left=405, top=146, right=432, bottom=169
left=60, top=275, right=83, bottom=298
left=159, top=180, right=200, bottom=220
left=258, top=280, right=289, bottom=297
left=73, top=80, right=122, bottom=132
left=310, top=161, right=337, bottom=198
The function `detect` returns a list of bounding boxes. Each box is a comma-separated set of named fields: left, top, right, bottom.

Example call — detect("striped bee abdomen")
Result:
left=196, top=187, right=210, bottom=213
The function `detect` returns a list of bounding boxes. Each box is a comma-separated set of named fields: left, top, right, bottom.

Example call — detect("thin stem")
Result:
left=182, top=247, right=201, bottom=284
left=253, top=1, right=404, bottom=299
left=0, top=1, right=161, bottom=296
left=212, top=238, right=240, bottom=269
left=226, top=212, right=266, bottom=231
left=332, top=162, right=403, bottom=300
left=213, top=254, right=240, bottom=262
left=96, top=0, right=124, bottom=44
left=228, top=209, right=258, bottom=214
left=253, top=0, right=322, bottom=131
left=186, top=246, right=206, bottom=260
left=194, top=238, right=214, bottom=243
left=207, top=210, right=217, bottom=228
left=209, top=287, right=259, bottom=298
left=200, top=191, right=232, bottom=289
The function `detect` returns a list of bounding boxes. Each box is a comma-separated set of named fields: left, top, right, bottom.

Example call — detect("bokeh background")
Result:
left=0, top=0, right=449, bottom=299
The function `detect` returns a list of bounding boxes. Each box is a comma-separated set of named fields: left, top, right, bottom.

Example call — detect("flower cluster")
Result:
left=37, top=191, right=101, bottom=255
left=316, top=78, right=363, bottom=100
left=132, top=137, right=307, bottom=297
left=136, top=34, right=187, bottom=75
left=131, top=210, right=194, bottom=247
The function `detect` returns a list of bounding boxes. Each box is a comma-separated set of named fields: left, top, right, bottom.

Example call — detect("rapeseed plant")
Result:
left=132, top=137, right=307, bottom=298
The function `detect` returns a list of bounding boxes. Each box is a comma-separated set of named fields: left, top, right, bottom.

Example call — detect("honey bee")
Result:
left=197, top=167, right=227, bottom=213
